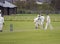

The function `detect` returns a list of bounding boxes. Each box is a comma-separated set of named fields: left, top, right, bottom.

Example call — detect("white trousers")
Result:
left=35, top=22, right=39, bottom=29
left=0, top=23, right=3, bottom=30
left=45, top=22, right=53, bottom=30
left=35, top=21, right=44, bottom=29
left=40, top=21, right=44, bottom=29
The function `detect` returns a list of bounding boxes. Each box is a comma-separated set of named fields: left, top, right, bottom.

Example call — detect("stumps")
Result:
left=10, top=24, right=13, bottom=32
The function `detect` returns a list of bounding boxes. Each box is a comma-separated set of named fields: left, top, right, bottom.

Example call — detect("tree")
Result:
left=51, top=0, right=60, bottom=10
left=14, top=0, right=54, bottom=13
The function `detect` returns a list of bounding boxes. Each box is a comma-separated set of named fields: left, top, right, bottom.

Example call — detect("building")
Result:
left=0, top=0, right=17, bottom=16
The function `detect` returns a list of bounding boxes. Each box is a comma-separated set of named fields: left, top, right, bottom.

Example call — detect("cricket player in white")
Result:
left=34, top=17, right=40, bottom=29
left=0, top=10, right=4, bottom=32
left=40, top=15, right=45, bottom=29
left=45, top=14, right=53, bottom=30
left=34, top=14, right=41, bottom=29
left=34, top=14, right=45, bottom=29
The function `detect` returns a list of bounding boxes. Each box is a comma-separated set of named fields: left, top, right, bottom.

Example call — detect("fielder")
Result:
left=34, top=14, right=41, bottom=29
left=0, top=10, right=4, bottom=32
left=40, top=15, right=45, bottom=29
left=34, top=14, right=45, bottom=29
left=45, top=14, right=53, bottom=30
left=34, top=17, right=40, bottom=29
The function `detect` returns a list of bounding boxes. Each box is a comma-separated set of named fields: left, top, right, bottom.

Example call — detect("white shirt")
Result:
left=0, top=17, right=4, bottom=23
left=34, top=17, right=38, bottom=23
left=0, top=14, right=4, bottom=24
left=40, top=16, right=45, bottom=22
left=46, top=15, right=50, bottom=23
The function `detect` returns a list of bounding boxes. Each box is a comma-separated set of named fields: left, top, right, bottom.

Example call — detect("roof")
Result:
left=37, top=0, right=44, bottom=2
left=0, top=2, right=3, bottom=6
left=36, top=1, right=43, bottom=4
left=3, top=1, right=17, bottom=8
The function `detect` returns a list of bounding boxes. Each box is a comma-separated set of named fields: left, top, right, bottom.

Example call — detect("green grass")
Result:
left=0, top=30, right=60, bottom=44
left=0, top=14, right=60, bottom=44
left=4, top=14, right=60, bottom=22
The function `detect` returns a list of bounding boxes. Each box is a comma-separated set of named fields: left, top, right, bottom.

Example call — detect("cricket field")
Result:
left=0, top=14, right=60, bottom=44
